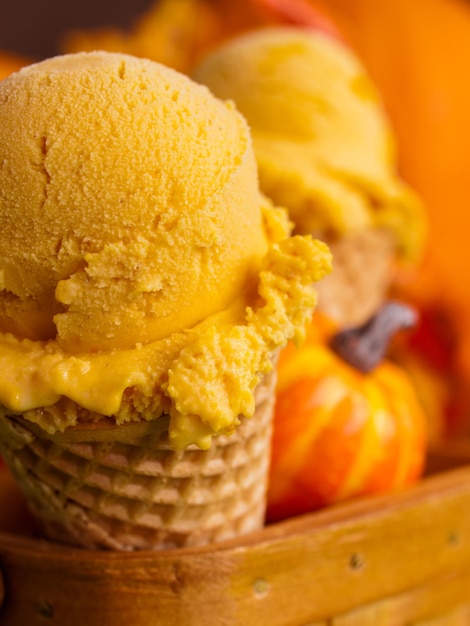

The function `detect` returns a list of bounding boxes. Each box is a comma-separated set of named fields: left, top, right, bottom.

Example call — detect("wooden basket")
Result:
left=1, top=443, right=470, bottom=625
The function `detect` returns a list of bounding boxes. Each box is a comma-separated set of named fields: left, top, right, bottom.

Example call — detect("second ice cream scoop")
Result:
left=193, top=27, right=426, bottom=262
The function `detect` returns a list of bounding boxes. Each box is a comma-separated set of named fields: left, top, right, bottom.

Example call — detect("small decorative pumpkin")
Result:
left=267, top=304, right=427, bottom=523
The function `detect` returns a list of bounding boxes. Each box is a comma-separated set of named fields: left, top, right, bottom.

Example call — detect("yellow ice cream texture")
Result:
left=0, top=51, right=331, bottom=449
left=193, top=27, right=426, bottom=261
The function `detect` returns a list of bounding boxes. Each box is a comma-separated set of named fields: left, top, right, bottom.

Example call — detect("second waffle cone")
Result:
left=316, top=228, right=395, bottom=327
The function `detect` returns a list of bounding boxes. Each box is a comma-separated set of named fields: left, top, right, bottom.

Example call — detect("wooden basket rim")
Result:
left=2, top=447, right=470, bottom=625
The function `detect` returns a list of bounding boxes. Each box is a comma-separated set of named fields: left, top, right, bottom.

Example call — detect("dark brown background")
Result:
left=0, top=0, right=155, bottom=58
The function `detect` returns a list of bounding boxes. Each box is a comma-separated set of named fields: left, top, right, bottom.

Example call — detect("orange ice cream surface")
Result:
left=193, top=27, right=426, bottom=262
left=0, top=52, right=332, bottom=449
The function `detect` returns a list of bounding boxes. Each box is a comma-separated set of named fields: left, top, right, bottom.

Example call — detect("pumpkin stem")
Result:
left=329, top=301, right=417, bottom=373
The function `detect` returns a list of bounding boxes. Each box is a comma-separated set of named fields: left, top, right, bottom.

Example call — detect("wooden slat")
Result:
left=411, top=604, right=470, bottom=626
left=333, top=568, right=470, bottom=625
left=333, top=600, right=400, bottom=626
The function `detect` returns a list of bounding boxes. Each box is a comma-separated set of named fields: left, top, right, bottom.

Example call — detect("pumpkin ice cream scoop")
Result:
left=193, top=27, right=427, bottom=325
left=0, top=51, right=269, bottom=354
left=0, top=51, right=331, bottom=550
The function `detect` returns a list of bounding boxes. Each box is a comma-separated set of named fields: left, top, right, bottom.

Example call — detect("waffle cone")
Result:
left=315, top=227, right=395, bottom=327
left=0, top=368, right=276, bottom=551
